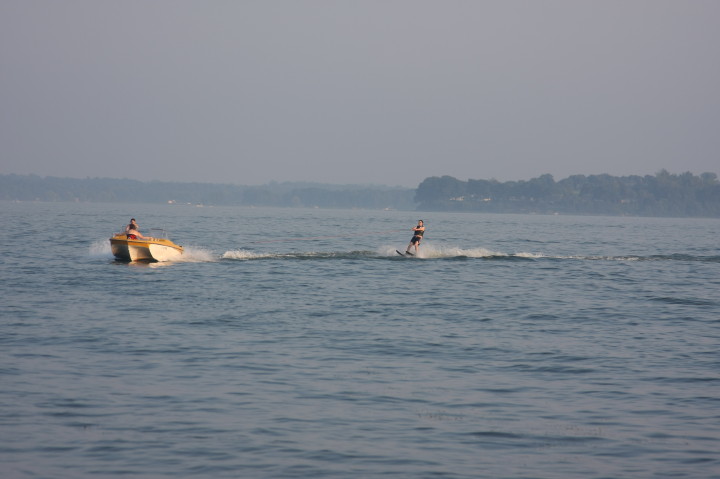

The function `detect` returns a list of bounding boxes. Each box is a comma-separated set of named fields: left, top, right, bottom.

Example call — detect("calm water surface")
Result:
left=1, top=202, right=719, bottom=478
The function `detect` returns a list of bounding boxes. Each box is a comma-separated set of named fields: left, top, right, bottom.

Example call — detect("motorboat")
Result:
left=110, top=228, right=184, bottom=262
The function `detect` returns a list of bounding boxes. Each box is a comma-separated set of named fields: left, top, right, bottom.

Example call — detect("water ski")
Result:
left=396, top=250, right=413, bottom=256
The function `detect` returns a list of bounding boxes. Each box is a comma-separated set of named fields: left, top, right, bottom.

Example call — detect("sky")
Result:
left=1, top=1, right=719, bottom=188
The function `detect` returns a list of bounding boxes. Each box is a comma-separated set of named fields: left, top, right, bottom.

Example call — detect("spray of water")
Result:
left=175, top=247, right=217, bottom=263
left=88, top=240, right=112, bottom=258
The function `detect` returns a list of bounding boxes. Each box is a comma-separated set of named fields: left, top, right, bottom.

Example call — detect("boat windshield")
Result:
left=148, top=228, right=170, bottom=239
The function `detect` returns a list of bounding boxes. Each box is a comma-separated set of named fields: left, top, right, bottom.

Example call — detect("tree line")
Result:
left=0, top=175, right=416, bottom=210
left=3, top=171, right=719, bottom=217
left=415, top=171, right=720, bottom=217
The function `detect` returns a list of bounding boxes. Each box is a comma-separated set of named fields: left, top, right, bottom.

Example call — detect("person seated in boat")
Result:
left=125, top=218, right=138, bottom=234
left=125, top=219, right=147, bottom=240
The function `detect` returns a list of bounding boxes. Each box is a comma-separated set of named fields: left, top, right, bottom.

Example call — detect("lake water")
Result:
left=1, top=201, right=719, bottom=478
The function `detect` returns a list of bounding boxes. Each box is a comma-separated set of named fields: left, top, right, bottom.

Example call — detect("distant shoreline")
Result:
left=2, top=171, right=719, bottom=218
left=0, top=174, right=417, bottom=211
left=414, top=171, right=720, bottom=218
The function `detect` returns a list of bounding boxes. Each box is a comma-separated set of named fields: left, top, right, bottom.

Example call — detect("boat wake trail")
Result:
left=413, top=244, right=507, bottom=259
left=96, top=241, right=720, bottom=264
left=222, top=249, right=379, bottom=261
left=221, top=245, right=528, bottom=261
left=174, top=247, right=216, bottom=263
left=406, top=244, right=720, bottom=263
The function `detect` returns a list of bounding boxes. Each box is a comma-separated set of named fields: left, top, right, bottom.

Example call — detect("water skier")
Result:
left=406, top=220, right=425, bottom=255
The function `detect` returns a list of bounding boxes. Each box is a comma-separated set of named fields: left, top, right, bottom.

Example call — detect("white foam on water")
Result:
left=513, top=251, right=547, bottom=259
left=379, top=245, right=407, bottom=256
left=175, top=246, right=217, bottom=263
left=222, top=249, right=271, bottom=260
left=419, top=243, right=504, bottom=259
left=380, top=243, right=506, bottom=259
left=89, top=239, right=113, bottom=258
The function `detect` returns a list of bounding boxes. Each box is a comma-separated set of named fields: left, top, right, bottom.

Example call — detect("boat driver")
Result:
left=125, top=218, right=146, bottom=240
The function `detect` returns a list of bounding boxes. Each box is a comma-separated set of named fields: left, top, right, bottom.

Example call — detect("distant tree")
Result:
left=414, top=176, right=467, bottom=207
left=414, top=171, right=720, bottom=217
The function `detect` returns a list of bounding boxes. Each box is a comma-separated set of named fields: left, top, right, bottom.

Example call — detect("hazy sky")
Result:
left=1, top=1, right=718, bottom=187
